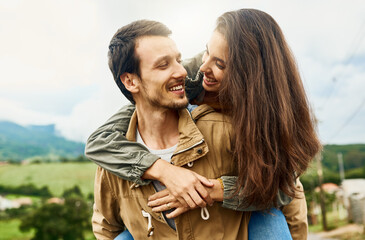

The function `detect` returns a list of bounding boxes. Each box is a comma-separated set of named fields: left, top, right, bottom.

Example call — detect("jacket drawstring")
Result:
left=142, top=210, right=154, bottom=237
left=201, top=207, right=210, bottom=220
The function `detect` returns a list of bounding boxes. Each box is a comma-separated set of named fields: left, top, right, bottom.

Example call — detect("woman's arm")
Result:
left=220, top=176, right=292, bottom=211
left=183, top=52, right=205, bottom=101
left=85, top=103, right=214, bottom=207
left=148, top=177, right=293, bottom=218
left=85, top=104, right=158, bottom=185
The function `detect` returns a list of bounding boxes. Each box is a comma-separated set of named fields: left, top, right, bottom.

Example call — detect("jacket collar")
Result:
left=125, top=107, right=211, bottom=167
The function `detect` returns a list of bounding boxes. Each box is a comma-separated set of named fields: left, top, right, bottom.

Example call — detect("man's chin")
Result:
left=167, top=100, right=189, bottom=110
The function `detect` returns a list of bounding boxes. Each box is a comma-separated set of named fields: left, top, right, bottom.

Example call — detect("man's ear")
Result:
left=120, top=73, right=140, bottom=93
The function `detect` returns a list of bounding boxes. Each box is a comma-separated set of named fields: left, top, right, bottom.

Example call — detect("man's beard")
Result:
left=145, top=92, right=189, bottom=110
left=146, top=95, right=189, bottom=110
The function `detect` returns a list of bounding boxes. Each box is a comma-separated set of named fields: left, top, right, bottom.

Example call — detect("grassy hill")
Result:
left=0, top=121, right=85, bottom=162
left=322, top=144, right=365, bottom=171
left=0, top=162, right=96, bottom=196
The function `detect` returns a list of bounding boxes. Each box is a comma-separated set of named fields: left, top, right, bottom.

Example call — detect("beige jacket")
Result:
left=93, top=105, right=250, bottom=239
left=92, top=104, right=307, bottom=239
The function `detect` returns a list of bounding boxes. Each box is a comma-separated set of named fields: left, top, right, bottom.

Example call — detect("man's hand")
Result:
left=143, top=159, right=214, bottom=208
left=147, top=178, right=224, bottom=218
left=148, top=189, right=191, bottom=218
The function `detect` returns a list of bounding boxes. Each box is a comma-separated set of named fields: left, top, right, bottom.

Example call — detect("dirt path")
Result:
left=309, top=224, right=364, bottom=239
left=308, top=233, right=338, bottom=240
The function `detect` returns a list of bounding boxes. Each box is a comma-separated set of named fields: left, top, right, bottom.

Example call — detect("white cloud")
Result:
left=54, top=84, right=130, bottom=142
left=1, top=0, right=365, bottom=144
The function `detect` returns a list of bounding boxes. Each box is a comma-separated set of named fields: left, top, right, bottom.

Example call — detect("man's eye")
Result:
left=159, top=62, right=168, bottom=68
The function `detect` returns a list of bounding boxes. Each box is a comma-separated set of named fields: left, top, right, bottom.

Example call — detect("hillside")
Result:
left=322, top=144, right=365, bottom=171
left=0, top=121, right=85, bottom=161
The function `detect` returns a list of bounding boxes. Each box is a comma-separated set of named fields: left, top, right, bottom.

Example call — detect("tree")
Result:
left=20, top=187, right=91, bottom=240
left=62, top=185, right=83, bottom=198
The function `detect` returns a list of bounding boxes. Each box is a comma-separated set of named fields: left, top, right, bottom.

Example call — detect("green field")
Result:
left=0, top=162, right=98, bottom=240
left=0, top=162, right=97, bottom=197
left=0, top=219, right=35, bottom=240
left=0, top=219, right=95, bottom=240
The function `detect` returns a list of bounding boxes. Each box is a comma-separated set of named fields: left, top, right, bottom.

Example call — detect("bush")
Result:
left=0, top=184, right=52, bottom=197
left=19, top=196, right=91, bottom=240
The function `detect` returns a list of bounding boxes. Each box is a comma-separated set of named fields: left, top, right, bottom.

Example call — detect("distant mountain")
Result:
left=0, top=121, right=85, bottom=161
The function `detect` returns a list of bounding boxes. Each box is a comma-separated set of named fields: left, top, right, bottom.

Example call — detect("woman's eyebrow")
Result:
left=206, top=44, right=226, bottom=65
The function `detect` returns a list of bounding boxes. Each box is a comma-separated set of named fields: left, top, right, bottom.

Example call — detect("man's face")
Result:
left=134, top=36, right=188, bottom=110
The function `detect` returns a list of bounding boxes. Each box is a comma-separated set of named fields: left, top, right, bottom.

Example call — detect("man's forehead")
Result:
left=135, top=36, right=179, bottom=63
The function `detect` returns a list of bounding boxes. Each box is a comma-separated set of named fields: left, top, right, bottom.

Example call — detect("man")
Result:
left=92, top=20, right=250, bottom=239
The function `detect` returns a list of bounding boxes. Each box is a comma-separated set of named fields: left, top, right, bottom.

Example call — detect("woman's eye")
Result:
left=216, top=61, right=225, bottom=70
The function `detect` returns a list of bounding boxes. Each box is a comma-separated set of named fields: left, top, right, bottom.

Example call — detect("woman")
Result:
left=86, top=9, right=321, bottom=239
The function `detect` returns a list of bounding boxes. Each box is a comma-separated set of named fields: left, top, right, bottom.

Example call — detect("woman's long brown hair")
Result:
left=217, top=9, right=321, bottom=208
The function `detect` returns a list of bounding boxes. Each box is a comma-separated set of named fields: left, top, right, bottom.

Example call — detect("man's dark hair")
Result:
left=108, top=20, right=172, bottom=103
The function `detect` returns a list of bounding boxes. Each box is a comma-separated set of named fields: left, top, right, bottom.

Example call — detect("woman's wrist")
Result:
left=209, top=179, right=224, bottom=202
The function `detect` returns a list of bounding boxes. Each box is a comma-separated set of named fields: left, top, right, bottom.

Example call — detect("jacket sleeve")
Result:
left=183, top=52, right=204, bottom=101
left=282, top=178, right=308, bottom=240
left=85, top=104, right=160, bottom=185
left=220, top=176, right=293, bottom=211
left=92, top=167, right=125, bottom=239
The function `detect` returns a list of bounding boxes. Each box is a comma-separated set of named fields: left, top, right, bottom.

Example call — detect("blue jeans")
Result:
left=114, top=229, right=133, bottom=240
left=248, top=208, right=292, bottom=240
left=114, top=208, right=292, bottom=240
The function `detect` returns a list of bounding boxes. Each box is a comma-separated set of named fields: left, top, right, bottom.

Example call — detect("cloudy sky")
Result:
left=1, top=0, right=364, bottom=144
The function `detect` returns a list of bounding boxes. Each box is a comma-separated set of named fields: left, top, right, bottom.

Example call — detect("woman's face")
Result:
left=199, top=30, right=228, bottom=93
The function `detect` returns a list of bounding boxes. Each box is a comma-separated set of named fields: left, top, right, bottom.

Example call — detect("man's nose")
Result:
left=173, top=61, right=187, bottom=79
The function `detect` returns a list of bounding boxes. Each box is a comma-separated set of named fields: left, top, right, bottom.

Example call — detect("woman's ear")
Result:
left=120, top=73, right=140, bottom=93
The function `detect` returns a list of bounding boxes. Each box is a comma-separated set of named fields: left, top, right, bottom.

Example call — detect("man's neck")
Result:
left=135, top=104, right=180, bottom=150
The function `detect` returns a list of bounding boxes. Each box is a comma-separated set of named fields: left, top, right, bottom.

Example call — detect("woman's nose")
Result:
left=200, top=53, right=209, bottom=73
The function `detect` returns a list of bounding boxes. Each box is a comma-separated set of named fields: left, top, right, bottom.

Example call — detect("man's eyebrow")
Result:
left=152, top=55, right=169, bottom=67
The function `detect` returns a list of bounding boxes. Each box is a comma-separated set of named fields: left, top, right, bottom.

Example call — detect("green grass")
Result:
left=0, top=219, right=34, bottom=240
left=0, top=162, right=97, bottom=240
left=0, top=219, right=96, bottom=240
left=0, top=162, right=97, bottom=197
left=309, top=210, right=351, bottom=232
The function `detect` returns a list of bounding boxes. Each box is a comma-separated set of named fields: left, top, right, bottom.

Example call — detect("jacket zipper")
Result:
left=172, top=139, right=205, bottom=157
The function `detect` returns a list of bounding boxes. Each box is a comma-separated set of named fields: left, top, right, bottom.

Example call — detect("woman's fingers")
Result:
left=188, top=189, right=207, bottom=208
left=194, top=184, right=213, bottom=206
left=196, top=174, right=214, bottom=188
